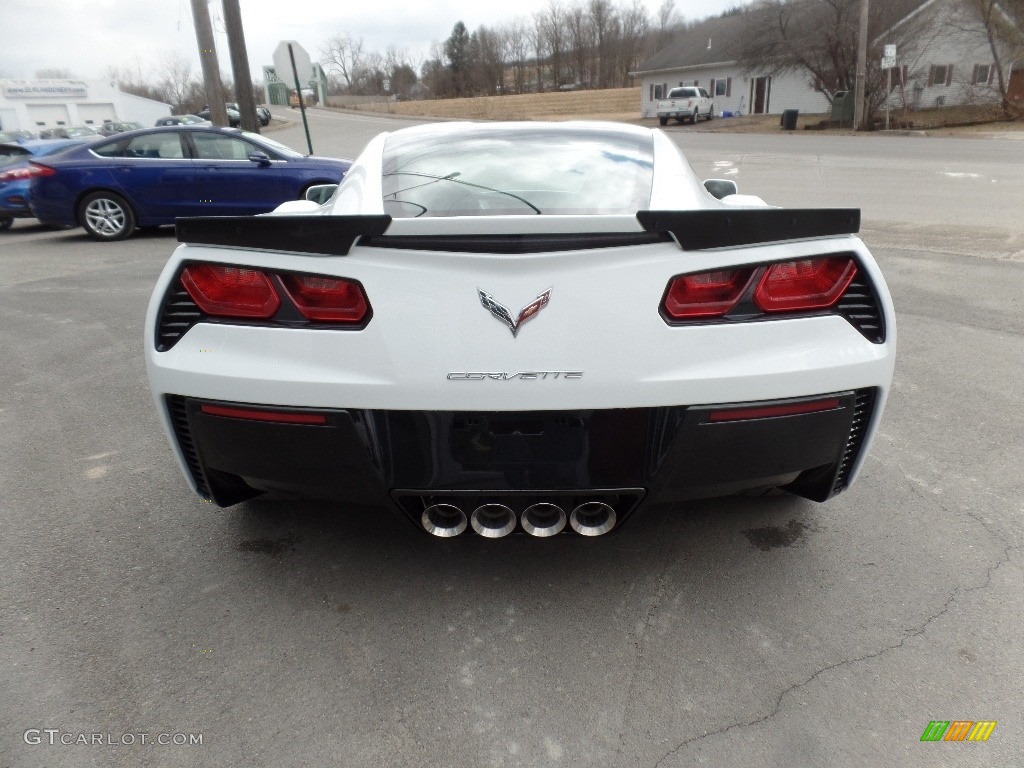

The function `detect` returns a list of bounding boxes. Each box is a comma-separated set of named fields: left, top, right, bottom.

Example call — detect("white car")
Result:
left=145, top=121, right=895, bottom=539
left=657, top=86, right=713, bottom=125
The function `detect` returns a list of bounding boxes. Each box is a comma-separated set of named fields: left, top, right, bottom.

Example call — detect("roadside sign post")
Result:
left=882, top=45, right=897, bottom=131
left=273, top=40, right=314, bottom=154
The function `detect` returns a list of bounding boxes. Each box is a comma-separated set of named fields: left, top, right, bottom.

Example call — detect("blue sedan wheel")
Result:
left=79, top=191, right=136, bottom=241
left=0, top=217, right=12, bottom=231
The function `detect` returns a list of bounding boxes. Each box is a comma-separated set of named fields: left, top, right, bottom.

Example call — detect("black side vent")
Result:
left=157, top=284, right=204, bottom=352
left=358, top=231, right=671, bottom=254
left=836, top=273, right=885, bottom=343
left=165, top=395, right=211, bottom=500
left=832, top=388, right=876, bottom=495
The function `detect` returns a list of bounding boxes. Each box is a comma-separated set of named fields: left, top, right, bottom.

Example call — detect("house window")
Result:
left=973, top=64, right=994, bottom=85
left=928, top=64, right=953, bottom=86
left=715, top=78, right=730, bottom=96
left=693, top=80, right=699, bottom=87
left=886, top=66, right=906, bottom=88
left=653, top=84, right=664, bottom=100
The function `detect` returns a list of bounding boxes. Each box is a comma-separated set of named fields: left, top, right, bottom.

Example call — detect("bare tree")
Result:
left=528, top=12, right=550, bottom=90
left=503, top=18, right=532, bottom=94
left=657, top=0, right=680, bottom=43
left=589, top=0, right=618, bottom=89
left=320, top=34, right=366, bottom=92
left=156, top=52, right=195, bottom=111
left=740, top=0, right=931, bottom=119
left=618, top=0, right=650, bottom=86
left=566, top=4, right=593, bottom=87
left=964, top=0, right=1024, bottom=114
left=545, top=1, right=568, bottom=87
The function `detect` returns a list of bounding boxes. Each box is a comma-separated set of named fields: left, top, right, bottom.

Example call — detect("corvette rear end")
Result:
left=145, top=122, right=895, bottom=538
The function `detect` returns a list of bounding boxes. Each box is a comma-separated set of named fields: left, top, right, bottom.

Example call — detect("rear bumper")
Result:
left=164, top=390, right=877, bottom=528
left=0, top=185, right=33, bottom=217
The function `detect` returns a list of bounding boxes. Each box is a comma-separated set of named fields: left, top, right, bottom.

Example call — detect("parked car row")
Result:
left=195, top=104, right=271, bottom=128
left=0, top=107, right=271, bottom=145
left=24, top=125, right=350, bottom=240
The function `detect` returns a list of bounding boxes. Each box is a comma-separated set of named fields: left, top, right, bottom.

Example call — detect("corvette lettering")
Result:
left=478, top=288, right=551, bottom=337
left=447, top=371, right=583, bottom=380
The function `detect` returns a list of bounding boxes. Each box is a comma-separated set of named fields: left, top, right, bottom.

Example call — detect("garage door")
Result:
left=27, top=104, right=71, bottom=129
left=77, top=102, right=117, bottom=126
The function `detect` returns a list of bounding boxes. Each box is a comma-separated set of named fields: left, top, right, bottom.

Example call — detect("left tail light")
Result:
left=181, top=265, right=280, bottom=319
left=0, top=168, right=31, bottom=182
left=176, top=263, right=370, bottom=324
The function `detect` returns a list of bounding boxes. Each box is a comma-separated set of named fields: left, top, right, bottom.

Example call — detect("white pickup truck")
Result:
left=657, top=86, right=714, bottom=126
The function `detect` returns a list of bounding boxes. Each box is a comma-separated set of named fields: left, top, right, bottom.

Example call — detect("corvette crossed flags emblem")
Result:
left=477, top=288, right=552, bottom=337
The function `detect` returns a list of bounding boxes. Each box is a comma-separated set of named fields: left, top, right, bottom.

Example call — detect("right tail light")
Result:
left=662, top=255, right=861, bottom=324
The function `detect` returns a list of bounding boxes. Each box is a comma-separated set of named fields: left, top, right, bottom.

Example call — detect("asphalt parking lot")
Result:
left=2, top=109, right=1022, bottom=767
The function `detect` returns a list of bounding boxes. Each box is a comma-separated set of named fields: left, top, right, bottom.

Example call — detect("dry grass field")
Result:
left=334, top=89, right=1020, bottom=137
left=347, top=87, right=642, bottom=122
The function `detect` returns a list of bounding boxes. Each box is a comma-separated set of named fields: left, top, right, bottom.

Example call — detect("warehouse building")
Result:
left=0, top=79, right=171, bottom=134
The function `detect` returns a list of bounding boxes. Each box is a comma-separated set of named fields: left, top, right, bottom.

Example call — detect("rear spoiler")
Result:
left=636, top=209, right=860, bottom=250
left=175, top=215, right=392, bottom=256
left=175, top=208, right=859, bottom=256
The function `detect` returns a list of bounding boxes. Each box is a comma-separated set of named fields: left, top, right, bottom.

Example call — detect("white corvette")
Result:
left=145, top=121, right=895, bottom=538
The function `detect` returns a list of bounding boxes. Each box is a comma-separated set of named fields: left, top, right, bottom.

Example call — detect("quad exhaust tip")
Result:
left=521, top=503, right=567, bottom=538
left=470, top=503, right=517, bottom=538
left=421, top=503, right=468, bottom=538
left=569, top=501, right=617, bottom=537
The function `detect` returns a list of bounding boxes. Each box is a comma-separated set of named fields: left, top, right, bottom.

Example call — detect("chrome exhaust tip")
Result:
left=521, top=503, right=567, bottom=538
left=470, top=503, right=517, bottom=538
left=421, top=503, right=468, bottom=538
left=569, top=501, right=617, bottom=537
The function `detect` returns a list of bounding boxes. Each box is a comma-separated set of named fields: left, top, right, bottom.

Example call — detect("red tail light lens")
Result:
left=180, top=265, right=280, bottom=318
left=0, top=168, right=31, bottom=182
left=279, top=274, right=369, bottom=323
left=708, top=397, right=842, bottom=422
left=753, top=257, right=857, bottom=312
left=200, top=404, right=327, bottom=425
left=663, top=268, right=755, bottom=319
left=28, top=163, right=57, bottom=178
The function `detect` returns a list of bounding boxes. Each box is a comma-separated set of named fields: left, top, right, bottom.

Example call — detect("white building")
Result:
left=0, top=79, right=171, bottom=133
left=632, top=0, right=1021, bottom=119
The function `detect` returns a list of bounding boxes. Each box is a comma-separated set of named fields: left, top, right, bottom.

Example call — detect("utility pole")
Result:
left=853, top=0, right=869, bottom=130
left=222, top=0, right=260, bottom=133
left=190, top=0, right=229, bottom=127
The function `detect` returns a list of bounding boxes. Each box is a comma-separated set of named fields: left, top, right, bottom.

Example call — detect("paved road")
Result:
left=1, top=111, right=1021, bottom=767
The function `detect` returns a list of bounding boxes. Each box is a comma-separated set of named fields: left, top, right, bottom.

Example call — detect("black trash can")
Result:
left=781, top=109, right=799, bottom=130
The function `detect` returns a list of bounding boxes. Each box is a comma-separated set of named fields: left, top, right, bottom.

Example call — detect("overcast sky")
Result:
left=0, top=0, right=751, bottom=83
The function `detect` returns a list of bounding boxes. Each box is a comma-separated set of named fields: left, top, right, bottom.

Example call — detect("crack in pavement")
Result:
left=613, top=505, right=682, bottom=765
left=651, top=483, right=1020, bottom=768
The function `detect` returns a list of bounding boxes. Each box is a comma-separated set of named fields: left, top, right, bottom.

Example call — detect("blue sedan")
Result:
left=28, top=126, right=351, bottom=240
left=1, top=138, right=91, bottom=230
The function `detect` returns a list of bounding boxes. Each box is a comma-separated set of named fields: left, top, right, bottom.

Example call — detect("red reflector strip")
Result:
left=708, top=398, right=842, bottom=422
left=199, top=404, right=328, bottom=425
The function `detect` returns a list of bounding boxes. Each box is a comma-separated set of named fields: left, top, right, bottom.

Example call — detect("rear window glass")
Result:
left=668, top=88, right=698, bottom=98
left=381, top=128, right=654, bottom=217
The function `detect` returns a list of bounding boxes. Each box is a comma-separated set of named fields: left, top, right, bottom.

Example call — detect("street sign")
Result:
left=884, top=44, right=897, bottom=59
left=273, top=40, right=313, bottom=86
left=881, top=56, right=896, bottom=69
left=273, top=40, right=314, bottom=154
